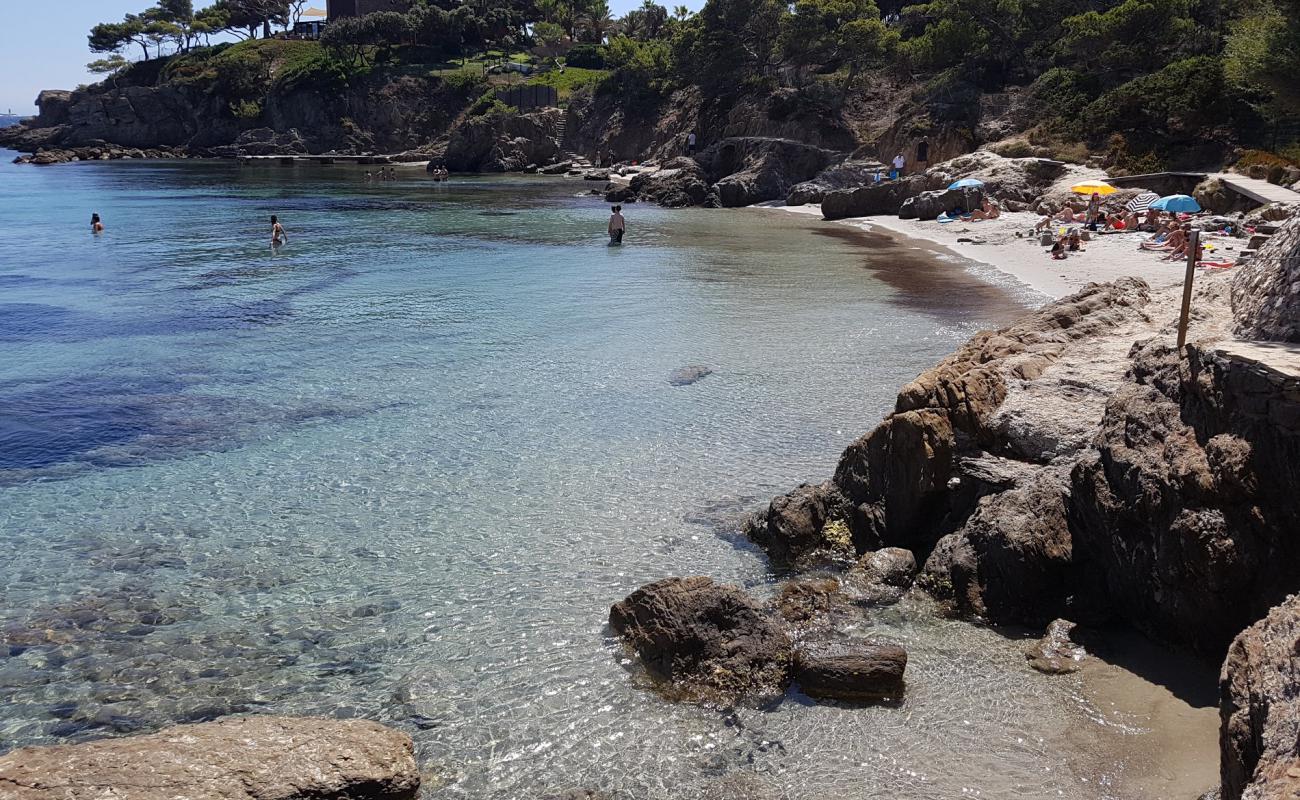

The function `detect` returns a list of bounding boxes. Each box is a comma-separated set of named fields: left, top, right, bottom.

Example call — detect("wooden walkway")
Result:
left=1209, top=173, right=1300, bottom=205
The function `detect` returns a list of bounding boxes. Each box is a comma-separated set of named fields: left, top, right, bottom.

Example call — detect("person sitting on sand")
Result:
left=1067, top=229, right=1085, bottom=252
left=1143, top=224, right=1186, bottom=252
left=1121, top=211, right=1140, bottom=230
left=271, top=214, right=287, bottom=247
left=1163, top=224, right=1197, bottom=261
left=1140, top=209, right=1162, bottom=232
left=91, top=213, right=104, bottom=234
left=1105, top=212, right=1127, bottom=231
left=1051, top=236, right=1068, bottom=260
left=969, top=198, right=1001, bottom=221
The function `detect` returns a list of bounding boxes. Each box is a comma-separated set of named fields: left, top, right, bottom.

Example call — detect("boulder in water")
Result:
left=609, top=576, right=792, bottom=703
left=792, top=641, right=907, bottom=702
left=1024, top=618, right=1086, bottom=674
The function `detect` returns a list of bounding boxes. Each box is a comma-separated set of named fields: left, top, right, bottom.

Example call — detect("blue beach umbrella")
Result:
left=1150, top=194, right=1202, bottom=213
left=948, top=178, right=985, bottom=190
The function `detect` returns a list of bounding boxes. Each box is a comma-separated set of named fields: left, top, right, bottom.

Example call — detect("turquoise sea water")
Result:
left=0, top=156, right=1175, bottom=798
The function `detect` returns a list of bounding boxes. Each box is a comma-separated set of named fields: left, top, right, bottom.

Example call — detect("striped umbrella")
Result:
left=1125, top=191, right=1160, bottom=212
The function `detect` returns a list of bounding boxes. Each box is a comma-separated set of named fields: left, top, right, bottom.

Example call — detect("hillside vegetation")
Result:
left=35, top=0, right=1300, bottom=168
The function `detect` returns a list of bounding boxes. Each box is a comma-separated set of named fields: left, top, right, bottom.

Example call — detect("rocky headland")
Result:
left=609, top=218, right=1300, bottom=800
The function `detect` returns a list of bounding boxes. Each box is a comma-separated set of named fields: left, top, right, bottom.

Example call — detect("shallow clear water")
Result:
left=0, top=155, right=1193, bottom=798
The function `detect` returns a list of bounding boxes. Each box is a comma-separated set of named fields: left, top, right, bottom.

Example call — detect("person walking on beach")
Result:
left=686, top=131, right=697, bottom=156
left=891, top=152, right=905, bottom=179
left=916, top=138, right=930, bottom=172
left=608, top=205, right=626, bottom=245
left=91, top=213, right=104, bottom=234
left=271, top=215, right=287, bottom=247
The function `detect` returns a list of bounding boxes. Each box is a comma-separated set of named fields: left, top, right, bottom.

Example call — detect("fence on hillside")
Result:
left=497, top=85, right=559, bottom=111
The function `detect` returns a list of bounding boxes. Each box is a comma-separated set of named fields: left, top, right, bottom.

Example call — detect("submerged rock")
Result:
left=668, top=365, right=713, bottom=386
left=0, top=716, right=420, bottom=800
left=1024, top=618, right=1086, bottom=674
left=792, top=641, right=907, bottom=702
left=842, top=548, right=917, bottom=605
left=609, top=576, right=792, bottom=703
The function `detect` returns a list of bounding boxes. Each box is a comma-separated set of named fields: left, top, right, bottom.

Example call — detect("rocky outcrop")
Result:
left=1220, top=595, right=1300, bottom=800
left=1232, top=216, right=1300, bottom=342
left=699, top=137, right=839, bottom=208
left=0, top=716, right=420, bottom=800
left=792, top=642, right=907, bottom=702
left=442, top=109, right=563, bottom=172
left=1069, top=338, right=1300, bottom=656
left=608, top=577, right=793, bottom=703
left=820, top=177, right=927, bottom=221
left=629, top=158, right=710, bottom=208
left=786, top=159, right=887, bottom=206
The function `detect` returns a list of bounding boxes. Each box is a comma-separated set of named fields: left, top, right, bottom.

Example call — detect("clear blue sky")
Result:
left=0, top=0, right=703, bottom=114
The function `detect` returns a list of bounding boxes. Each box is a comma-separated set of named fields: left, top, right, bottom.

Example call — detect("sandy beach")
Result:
left=777, top=204, right=1243, bottom=300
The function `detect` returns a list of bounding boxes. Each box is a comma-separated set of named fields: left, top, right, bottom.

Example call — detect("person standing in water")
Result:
left=271, top=215, right=287, bottom=247
left=91, top=213, right=104, bottom=234
left=608, top=205, right=625, bottom=245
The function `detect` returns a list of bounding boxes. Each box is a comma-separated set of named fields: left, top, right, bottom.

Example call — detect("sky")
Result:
left=0, top=0, right=703, bottom=114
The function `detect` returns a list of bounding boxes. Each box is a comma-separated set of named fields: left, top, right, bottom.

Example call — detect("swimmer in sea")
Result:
left=91, top=213, right=104, bottom=234
left=271, top=214, right=287, bottom=247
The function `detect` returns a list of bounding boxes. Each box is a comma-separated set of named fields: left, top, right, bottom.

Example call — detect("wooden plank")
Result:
left=1209, top=173, right=1300, bottom=205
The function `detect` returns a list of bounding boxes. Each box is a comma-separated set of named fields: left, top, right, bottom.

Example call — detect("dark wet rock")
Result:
left=772, top=578, right=844, bottom=626
left=921, top=476, right=1071, bottom=624
left=792, top=641, right=907, bottom=702
left=820, top=177, right=927, bottom=220
left=0, top=716, right=420, bottom=800
left=609, top=576, right=792, bottom=703
left=1220, top=595, right=1300, bottom=800
left=1025, top=619, right=1086, bottom=674
left=604, top=183, right=636, bottom=203
left=668, top=365, right=713, bottom=386
left=899, top=187, right=985, bottom=221
left=843, top=548, right=917, bottom=605
left=538, top=160, right=572, bottom=175
left=744, top=483, right=851, bottom=564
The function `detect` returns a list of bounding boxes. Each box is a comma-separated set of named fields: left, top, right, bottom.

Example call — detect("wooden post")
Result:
left=1176, top=229, right=1200, bottom=350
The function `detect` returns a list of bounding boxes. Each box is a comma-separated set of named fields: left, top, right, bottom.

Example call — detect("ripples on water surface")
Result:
left=0, top=156, right=1195, bottom=798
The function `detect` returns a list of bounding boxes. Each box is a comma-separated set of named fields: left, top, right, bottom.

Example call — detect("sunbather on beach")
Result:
left=1051, top=236, right=1068, bottom=259
left=1067, top=230, right=1085, bottom=252
left=1161, top=225, right=1195, bottom=260
left=1141, top=225, right=1184, bottom=251
left=1140, top=209, right=1162, bottom=232
left=969, top=198, right=1001, bottom=221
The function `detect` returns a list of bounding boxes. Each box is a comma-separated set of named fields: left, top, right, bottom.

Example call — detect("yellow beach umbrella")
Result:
left=302, top=6, right=328, bottom=17
left=1070, top=180, right=1117, bottom=195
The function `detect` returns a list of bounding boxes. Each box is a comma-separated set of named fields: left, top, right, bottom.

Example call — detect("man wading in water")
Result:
left=608, top=205, right=626, bottom=245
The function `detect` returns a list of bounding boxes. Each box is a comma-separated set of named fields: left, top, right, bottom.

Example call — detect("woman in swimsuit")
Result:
left=91, top=213, right=104, bottom=234
left=271, top=215, right=287, bottom=247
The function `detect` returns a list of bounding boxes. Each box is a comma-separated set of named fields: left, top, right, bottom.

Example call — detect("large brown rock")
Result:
left=792, top=642, right=907, bottom=702
left=921, top=476, right=1071, bottom=623
left=1220, top=596, right=1300, bottom=800
left=609, top=577, right=792, bottom=703
left=629, top=158, right=710, bottom=208
left=443, top=109, right=563, bottom=172
left=0, top=716, right=420, bottom=800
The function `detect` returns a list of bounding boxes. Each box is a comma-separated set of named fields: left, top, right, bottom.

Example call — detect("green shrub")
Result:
left=229, top=98, right=263, bottom=120
left=526, top=66, right=608, bottom=98
left=441, top=69, right=488, bottom=95
left=1027, top=67, right=1099, bottom=126
left=566, top=44, right=606, bottom=69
